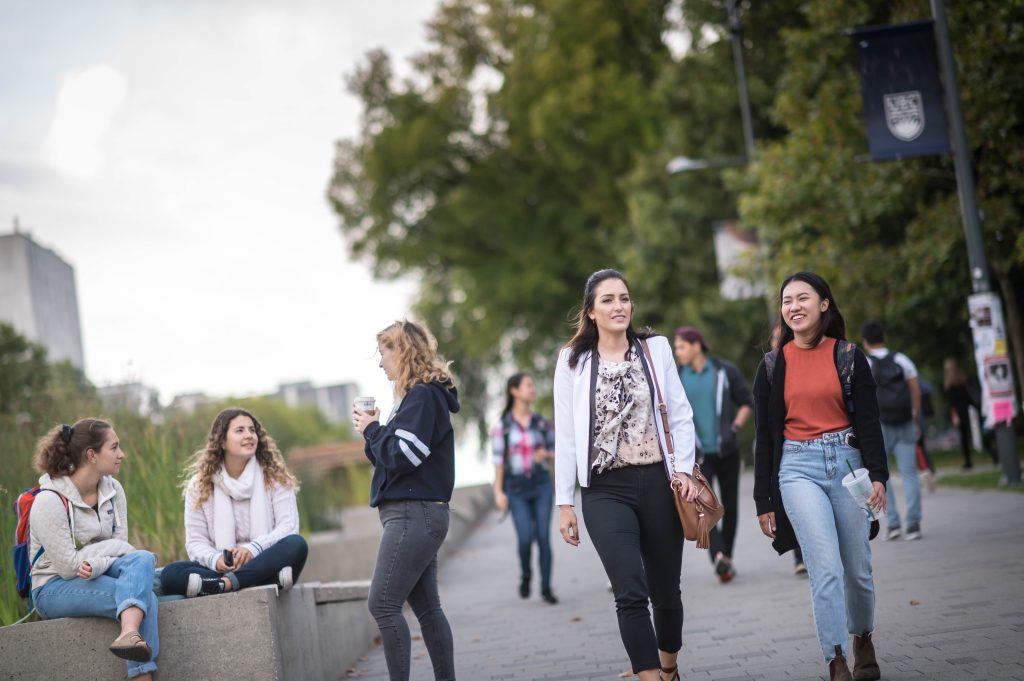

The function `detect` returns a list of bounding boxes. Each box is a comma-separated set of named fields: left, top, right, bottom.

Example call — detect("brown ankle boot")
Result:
left=829, top=645, right=853, bottom=681
left=852, top=632, right=881, bottom=680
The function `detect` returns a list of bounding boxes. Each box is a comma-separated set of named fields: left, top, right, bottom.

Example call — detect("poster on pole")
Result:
left=853, top=21, right=951, bottom=160
left=968, top=292, right=1018, bottom=427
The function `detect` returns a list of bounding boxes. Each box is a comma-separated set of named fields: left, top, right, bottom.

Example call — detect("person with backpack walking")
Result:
left=159, top=407, right=308, bottom=598
left=554, top=269, right=698, bottom=681
left=860, top=321, right=923, bottom=541
left=351, top=320, right=460, bottom=681
left=753, top=272, right=888, bottom=681
left=27, top=418, right=160, bottom=680
left=492, top=371, right=559, bottom=604
left=673, top=326, right=753, bottom=584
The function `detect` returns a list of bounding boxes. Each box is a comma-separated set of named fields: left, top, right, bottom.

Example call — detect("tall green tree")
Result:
left=329, top=0, right=673, bottom=434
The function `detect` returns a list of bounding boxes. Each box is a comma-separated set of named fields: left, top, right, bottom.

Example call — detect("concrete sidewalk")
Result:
left=346, top=471, right=1024, bottom=680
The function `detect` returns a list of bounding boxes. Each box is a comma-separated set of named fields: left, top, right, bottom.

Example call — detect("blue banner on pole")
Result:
left=854, top=21, right=950, bottom=160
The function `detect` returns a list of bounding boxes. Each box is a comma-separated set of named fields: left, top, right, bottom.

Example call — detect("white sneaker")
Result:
left=278, top=566, right=293, bottom=591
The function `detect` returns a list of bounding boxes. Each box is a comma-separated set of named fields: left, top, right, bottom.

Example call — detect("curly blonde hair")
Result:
left=183, top=407, right=298, bottom=508
left=378, top=320, right=456, bottom=398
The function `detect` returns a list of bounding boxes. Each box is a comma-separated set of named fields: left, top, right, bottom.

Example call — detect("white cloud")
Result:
left=47, top=65, right=126, bottom=178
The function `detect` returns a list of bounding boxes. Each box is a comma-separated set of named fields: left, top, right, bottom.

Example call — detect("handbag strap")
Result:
left=639, top=338, right=674, bottom=457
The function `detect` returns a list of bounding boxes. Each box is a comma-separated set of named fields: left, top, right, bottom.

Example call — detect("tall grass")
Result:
left=0, top=399, right=364, bottom=626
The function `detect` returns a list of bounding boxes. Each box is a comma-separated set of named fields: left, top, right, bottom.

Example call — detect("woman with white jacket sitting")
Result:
left=160, top=407, right=308, bottom=597
left=29, top=418, right=160, bottom=680
left=554, top=269, right=698, bottom=681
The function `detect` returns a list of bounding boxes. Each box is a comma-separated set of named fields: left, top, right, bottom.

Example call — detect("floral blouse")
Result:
left=592, top=348, right=662, bottom=471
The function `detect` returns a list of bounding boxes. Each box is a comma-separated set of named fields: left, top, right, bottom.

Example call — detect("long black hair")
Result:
left=566, top=268, right=651, bottom=369
left=502, top=372, right=530, bottom=419
left=776, top=271, right=846, bottom=348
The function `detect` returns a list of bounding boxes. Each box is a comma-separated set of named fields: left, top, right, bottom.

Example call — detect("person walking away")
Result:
left=492, top=372, right=558, bottom=603
left=673, top=326, right=752, bottom=583
left=943, top=357, right=979, bottom=470
left=754, top=272, right=888, bottom=681
left=352, top=320, right=459, bottom=681
left=860, top=321, right=923, bottom=541
left=554, top=269, right=698, bottom=681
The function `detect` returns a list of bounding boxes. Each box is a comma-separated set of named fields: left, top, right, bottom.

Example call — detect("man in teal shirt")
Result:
left=675, top=326, right=753, bottom=583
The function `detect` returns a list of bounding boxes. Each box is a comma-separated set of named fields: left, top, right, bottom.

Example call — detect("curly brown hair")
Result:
left=34, top=418, right=113, bottom=477
left=183, top=408, right=298, bottom=508
left=377, top=320, right=455, bottom=398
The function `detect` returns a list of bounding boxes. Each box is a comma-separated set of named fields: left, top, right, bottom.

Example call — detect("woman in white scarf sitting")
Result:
left=160, top=408, right=307, bottom=597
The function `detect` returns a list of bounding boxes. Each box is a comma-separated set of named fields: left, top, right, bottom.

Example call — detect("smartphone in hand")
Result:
left=223, top=548, right=234, bottom=567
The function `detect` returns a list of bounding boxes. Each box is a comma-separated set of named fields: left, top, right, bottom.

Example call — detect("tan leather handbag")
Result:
left=640, top=339, right=725, bottom=549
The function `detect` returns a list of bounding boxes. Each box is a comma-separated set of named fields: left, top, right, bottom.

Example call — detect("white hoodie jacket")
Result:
left=29, top=474, right=135, bottom=591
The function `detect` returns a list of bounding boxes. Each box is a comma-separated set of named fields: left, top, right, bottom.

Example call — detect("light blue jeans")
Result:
left=881, top=420, right=921, bottom=528
left=779, top=429, right=875, bottom=663
left=33, top=550, right=159, bottom=678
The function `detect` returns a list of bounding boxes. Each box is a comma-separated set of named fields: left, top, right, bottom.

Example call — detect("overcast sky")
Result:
left=0, top=0, right=443, bottom=413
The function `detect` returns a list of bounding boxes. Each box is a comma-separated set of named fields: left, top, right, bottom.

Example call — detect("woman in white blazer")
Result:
left=554, top=268, right=698, bottom=681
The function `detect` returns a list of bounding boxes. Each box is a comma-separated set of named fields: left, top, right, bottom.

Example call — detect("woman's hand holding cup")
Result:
left=352, top=396, right=379, bottom=434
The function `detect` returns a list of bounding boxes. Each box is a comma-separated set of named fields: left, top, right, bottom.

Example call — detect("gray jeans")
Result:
left=368, top=500, right=455, bottom=681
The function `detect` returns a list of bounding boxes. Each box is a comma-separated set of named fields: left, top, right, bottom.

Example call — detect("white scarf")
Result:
left=212, top=457, right=272, bottom=550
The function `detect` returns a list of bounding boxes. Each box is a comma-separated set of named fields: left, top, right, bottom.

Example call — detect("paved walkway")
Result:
left=347, top=471, right=1024, bottom=680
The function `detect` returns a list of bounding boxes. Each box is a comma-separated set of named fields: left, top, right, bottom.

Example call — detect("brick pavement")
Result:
left=346, top=471, right=1024, bottom=681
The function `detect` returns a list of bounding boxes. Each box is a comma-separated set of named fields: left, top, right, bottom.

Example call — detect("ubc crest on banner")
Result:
left=884, top=91, right=925, bottom=142
left=854, top=21, right=950, bottom=160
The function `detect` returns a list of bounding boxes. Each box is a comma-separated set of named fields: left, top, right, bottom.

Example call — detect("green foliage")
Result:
left=329, top=0, right=674, bottom=436
left=331, top=0, right=1024, bottom=420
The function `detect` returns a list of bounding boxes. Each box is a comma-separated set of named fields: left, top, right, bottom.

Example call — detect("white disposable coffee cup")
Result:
left=353, top=396, right=376, bottom=413
left=842, top=467, right=875, bottom=519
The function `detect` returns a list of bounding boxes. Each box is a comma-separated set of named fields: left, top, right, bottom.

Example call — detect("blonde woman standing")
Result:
left=160, top=408, right=307, bottom=598
left=554, top=269, right=698, bottom=681
left=352, top=320, right=460, bottom=681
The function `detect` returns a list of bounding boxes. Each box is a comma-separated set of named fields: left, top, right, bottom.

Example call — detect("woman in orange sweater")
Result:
left=752, top=272, right=888, bottom=681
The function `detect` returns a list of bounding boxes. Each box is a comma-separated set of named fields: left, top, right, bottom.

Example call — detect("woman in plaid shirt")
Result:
left=492, top=372, right=558, bottom=604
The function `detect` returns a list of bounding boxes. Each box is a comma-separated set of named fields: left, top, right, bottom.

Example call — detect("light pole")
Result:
left=931, top=0, right=1020, bottom=484
left=727, top=0, right=756, bottom=163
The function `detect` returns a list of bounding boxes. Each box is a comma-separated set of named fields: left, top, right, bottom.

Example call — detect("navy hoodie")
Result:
left=363, top=381, right=460, bottom=507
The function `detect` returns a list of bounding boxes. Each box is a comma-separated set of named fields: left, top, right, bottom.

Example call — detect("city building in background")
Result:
left=96, top=381, right=161, bottom=418
left=0, top=225, right=85, bottom=369
left=277, top=380, right=358, bottom=424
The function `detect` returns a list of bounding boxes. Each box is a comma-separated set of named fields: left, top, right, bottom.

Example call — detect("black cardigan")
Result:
left=752, top=339, right=889, bottom=555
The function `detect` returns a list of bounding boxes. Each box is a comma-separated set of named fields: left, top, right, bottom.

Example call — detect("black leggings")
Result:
left=582, top=463, right=684, bottom=674
left=699, top=452, right=740, bottom=562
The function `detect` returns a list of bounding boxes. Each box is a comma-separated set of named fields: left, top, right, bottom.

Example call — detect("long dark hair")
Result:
left=776, top=271, right=846, bottom=348
left=502, top=372, right=530, bottom=419
left=566, top=268, right=651, bottom=369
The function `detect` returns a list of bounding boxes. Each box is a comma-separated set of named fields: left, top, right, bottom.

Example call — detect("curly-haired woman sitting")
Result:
left=160, top=408, right=308, bottom=597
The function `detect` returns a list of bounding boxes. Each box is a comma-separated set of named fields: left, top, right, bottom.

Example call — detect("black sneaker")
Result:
left=904, top=523, right=922, bottom=541
left=518, top=575, right=530, bottom=599
left=541, top=589, right=558, bottom=605
left=186, top=573, right=225, bottom=597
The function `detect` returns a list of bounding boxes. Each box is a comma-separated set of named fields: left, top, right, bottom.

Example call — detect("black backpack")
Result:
left=868, top=351, right=913, bottom=424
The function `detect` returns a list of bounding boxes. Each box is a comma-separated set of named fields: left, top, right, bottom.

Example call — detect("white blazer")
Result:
left=553, top=334, right=696, bottom=506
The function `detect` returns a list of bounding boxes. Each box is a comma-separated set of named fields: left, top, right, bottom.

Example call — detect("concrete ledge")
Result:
left=301, top=483, right=494, bottom=583
left=0, top=582, right=374, bottom=681
left=1, top=484, right=493, bottom=680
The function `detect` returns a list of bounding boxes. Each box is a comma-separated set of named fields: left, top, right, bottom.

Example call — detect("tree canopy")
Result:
left=329, top=0, right=1023, bottom=433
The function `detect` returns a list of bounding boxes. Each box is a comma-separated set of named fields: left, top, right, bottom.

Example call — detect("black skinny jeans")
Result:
left=582, top=463, right=684, bottom=674
left=700, top=452, right=740, bottom=562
